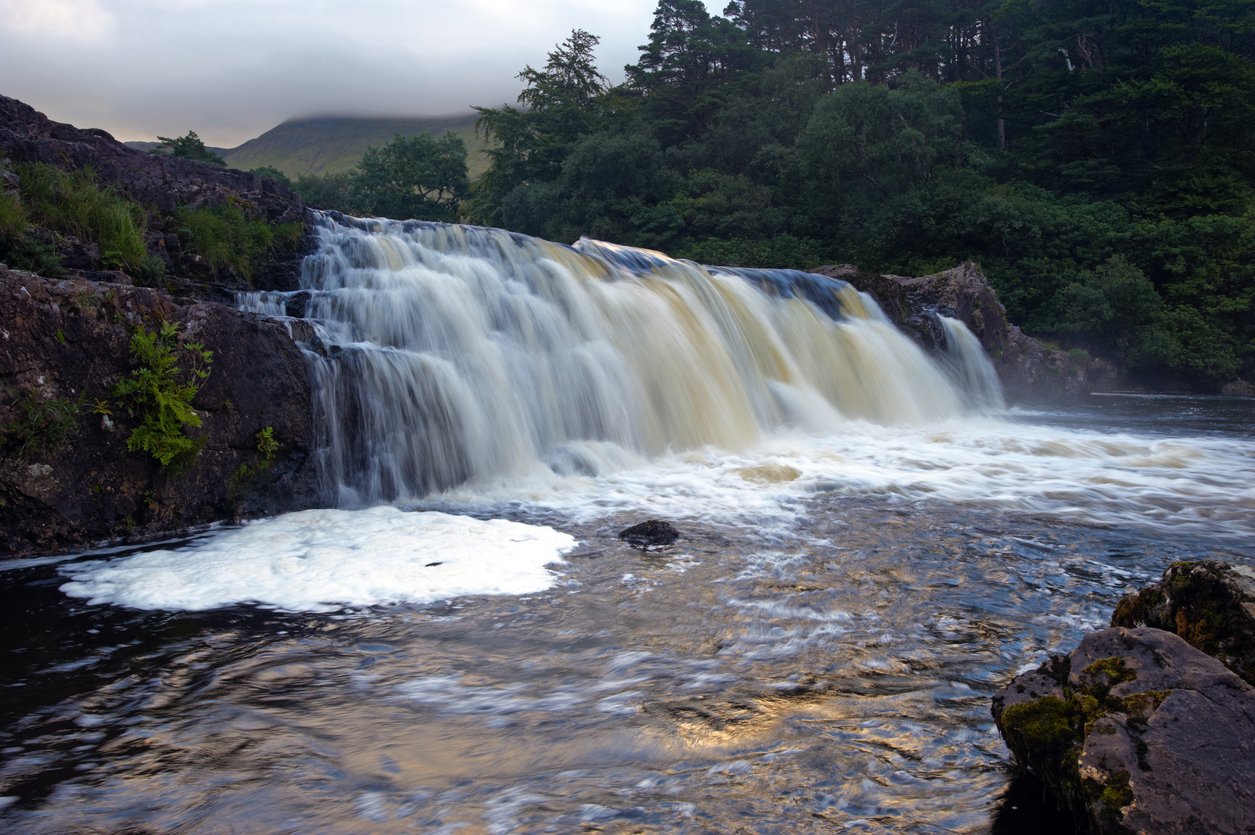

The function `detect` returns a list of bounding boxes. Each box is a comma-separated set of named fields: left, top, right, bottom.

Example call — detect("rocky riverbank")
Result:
left=1, top=95, right=320, bottom=556
left=993, top=561, right=1255, bottom=833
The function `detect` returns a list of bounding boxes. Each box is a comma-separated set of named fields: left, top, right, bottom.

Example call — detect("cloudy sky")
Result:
left=0, top=0, right=721, bottom=148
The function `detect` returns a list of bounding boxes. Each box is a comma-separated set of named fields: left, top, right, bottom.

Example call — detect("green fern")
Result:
left=113, top=321, right=212, bottom=469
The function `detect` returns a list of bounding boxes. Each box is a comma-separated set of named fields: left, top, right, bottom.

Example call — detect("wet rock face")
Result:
left=993, top=627, right=1255, bottom=835
left=816, top=262, right=1101, bottom=403
left=1112, top=560, right=1255, bottom=686
left=0, top=268, right=319, bottom=556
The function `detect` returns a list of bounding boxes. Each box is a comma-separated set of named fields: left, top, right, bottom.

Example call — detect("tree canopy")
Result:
left=297, top=4, right=1255, bottom=391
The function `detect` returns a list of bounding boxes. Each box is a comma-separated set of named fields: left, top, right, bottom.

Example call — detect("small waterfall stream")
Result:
left=241, top=212, right=1000, bottom=504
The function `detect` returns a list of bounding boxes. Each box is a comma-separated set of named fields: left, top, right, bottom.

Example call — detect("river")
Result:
left=2, top=394, right=1251, bottom=833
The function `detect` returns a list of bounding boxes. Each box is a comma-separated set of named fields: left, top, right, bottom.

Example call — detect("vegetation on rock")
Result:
left=113, top=320, right=213, bottom=470
left=176, top=202, right=304, bottom=282
left=155, top=130, right=227, bottom=166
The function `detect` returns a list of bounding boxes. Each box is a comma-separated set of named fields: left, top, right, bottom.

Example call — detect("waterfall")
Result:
left=240, top=213, right=997, bottom=504
left=937, top=315, right=1006, bottom=410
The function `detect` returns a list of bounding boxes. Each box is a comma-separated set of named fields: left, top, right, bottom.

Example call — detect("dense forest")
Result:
left=290, top=0, right=1254, bottom=390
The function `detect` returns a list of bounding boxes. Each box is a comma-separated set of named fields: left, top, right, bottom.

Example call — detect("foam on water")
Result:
left=58, top=506, right=576, bottom=613
left=430, top=415, right=1255, bottom=540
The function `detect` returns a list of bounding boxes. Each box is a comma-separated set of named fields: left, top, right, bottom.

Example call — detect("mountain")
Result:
left=122, top=113, right=489, bottom=180
left=222, top=113, right=487, bottom=179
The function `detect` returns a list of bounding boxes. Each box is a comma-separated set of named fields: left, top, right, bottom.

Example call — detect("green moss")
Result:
left=1001, top=696, right=1080, bottom=757
left=1083, top=657, right=1136, bottom=687
left=1100, top=771, right=1133, bottom=810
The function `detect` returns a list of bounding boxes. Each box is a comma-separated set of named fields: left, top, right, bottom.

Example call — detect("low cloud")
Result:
left=0, top=0, right=719, bottom=147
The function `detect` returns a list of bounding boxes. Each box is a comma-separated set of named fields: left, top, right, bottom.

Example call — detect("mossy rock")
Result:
left=1112, top=560, right=1255, bottom=685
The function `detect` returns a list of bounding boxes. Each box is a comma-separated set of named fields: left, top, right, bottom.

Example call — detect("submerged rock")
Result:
left=1111, top=560, right=1255, bottom=685
left=618, top=519, right=680, bottom=551
left=993, top=627, right=1255, bottom=834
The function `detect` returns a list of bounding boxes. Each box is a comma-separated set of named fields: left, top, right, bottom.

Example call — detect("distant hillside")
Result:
left=219, top=113, right=489, bottom=180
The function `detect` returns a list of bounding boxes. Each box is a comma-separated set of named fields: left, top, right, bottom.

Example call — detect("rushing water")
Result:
left=1, top=215, right=1253, bottom=833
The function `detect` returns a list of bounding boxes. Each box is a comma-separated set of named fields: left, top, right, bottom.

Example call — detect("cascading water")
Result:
left=240, top=212, right=998, bottom=504
left=938, top=314, right=1006, bottom=410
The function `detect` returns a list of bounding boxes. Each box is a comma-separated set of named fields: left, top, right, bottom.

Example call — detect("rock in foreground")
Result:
left=993, top=626, right=1255, bottom=834
left=618, top=519, right=680, bottom=551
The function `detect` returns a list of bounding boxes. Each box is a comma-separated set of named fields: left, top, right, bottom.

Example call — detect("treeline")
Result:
left=289, top=0, right=1255, bottom=389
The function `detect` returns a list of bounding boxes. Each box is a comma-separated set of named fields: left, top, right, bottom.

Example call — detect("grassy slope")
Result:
left=219, top=113, right=490, bottom=180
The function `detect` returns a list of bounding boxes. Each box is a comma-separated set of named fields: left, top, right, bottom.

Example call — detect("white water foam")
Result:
left=59, top=506, right=576, bottom=612
left=428, top=416, right=1255, bottom=540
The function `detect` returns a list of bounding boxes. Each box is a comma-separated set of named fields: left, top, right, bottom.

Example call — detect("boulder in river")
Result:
left=993, top=626, right=1255, bottom=834
left=1111, top=559, right=1255, bottom=685
left=618, top=519, right=680, bottom=551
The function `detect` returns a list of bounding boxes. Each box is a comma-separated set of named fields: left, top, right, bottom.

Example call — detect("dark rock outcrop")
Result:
left=816, top=262, right=1109, bottom=402
left=993, top=626, right=1255, bottom=834
left=0, top=267, right=319, bottom=556
left=1112, top=560, right=1255, bottom=685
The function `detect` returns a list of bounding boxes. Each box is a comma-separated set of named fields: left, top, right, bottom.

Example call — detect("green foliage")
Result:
left=2, top=393, right=84, bottom=457
left=256, top=426, right=278, bottom=463
left=435, top=0, right=1255, bottom=388
left=355, top=133, right=469, bottom=221
left=222, top=114, right=489, bottom=181
left=14, top=163, right=156, bottom=276
left=291, top=132, right=470, bottom=222
left=177, top=202, right=304, bottom=281
left=250, top=165, right=293, bottom=185
left=0, top=189, right=26, bottom=245
left=155, top=131, right=226, bottom=166
left=112, top=321, right=213, bottom=470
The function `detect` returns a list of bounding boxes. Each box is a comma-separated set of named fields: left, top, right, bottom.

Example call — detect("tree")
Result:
left=354, top=133, right=469, bottom=222
left=155, top=131, right=226, bottom=166
left=469, top=30, right=611, bottom=226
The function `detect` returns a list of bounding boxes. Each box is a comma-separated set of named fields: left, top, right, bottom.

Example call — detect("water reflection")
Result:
left=4, top=491, right=1249, bottom=832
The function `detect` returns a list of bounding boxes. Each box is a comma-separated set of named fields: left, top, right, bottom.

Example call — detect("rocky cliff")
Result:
left=0, top=94, right=306, bottom=303
left=816, top=262, right=1112, bottom=402
left=1, top=96, right=319, bottom=557
left=0, top=268, right=318, bottom=555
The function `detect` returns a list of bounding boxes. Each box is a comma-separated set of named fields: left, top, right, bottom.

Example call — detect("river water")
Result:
left=2, top=216, right=1253, bottom=832
left=2, top=394, right=1251, bottom=833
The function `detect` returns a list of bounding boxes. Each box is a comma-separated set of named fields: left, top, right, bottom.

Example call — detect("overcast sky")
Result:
left=0, top=0, right=722, bottom=147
